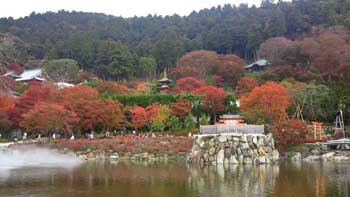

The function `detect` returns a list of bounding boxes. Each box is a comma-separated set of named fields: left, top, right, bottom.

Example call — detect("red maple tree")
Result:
left=7, top=83, right=53, bottom=125
left=21, top=102, right=79, bottom=135
left=235, top=77, right=258, bottom=96
left=170, top=99, right=191, bottom=120
left=173, top=77, right=205, bottom=93
left=271, top=119, right=308, bottom=152
left=240, top=82, right=291, bottom=124
left=130, top=106, right=148, bottom=130
left=0, top=94, right=16, bottom=111
left=216, top=54, right=245, bottom=85
left=96, top=81, right=128, bottom=95
left=194, top=86, right=226, bottom=122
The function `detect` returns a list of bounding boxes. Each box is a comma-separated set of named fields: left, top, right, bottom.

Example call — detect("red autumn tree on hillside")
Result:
left=7, top=83, right=54, bottom=125
left=21, top=102, right=79, bottom=135
left=84, top=99, right=124, bottom=131
left=170, top=99, right=191, bottom=120
left=194, top=86, right=226, bottom=123
left=216, top=54, right=245, bottom=86
left=240, top=82, right=291, bottom=124
left=53, top=85, right=99, bottom=103
left=130, top=106, right=148, bottom=130
left=271, top=119, right=308, bottom=152
left=96, top=81, right=128, bottom=95
left=235, top=77, right=258, bottom=96
left=211, top=75, right=224, bottom=87
left=145, top=104, right=161, bottom=121
left=130, top=104, right=171, bottom=131
left=173, top=77, right=205, bottom=93
left=170, top=50, right=220, bottom=79
left=0, top=94, right=16, bottom=111
left=0, top=94, right=15, bottom=131
left=52, top=85, right=101, bottom=131
left=258, top=37, right=295, bottom=66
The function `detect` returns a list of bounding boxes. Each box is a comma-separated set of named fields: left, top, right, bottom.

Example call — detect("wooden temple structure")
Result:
left=218, top=114, right=245, bottom=125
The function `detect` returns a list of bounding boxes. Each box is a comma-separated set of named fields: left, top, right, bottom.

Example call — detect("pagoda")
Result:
left=157, top=69, right=173, bottom=93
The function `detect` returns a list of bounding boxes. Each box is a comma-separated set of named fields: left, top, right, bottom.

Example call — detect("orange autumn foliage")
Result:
left=235, top=77, right=258, bottom=96
left=0, top=94, right=16, bottom=111
left=52, top=85, right=124, bottom=131
left=7, top=83, right=53, bottom=125
left=240, top=82, right=291, bottom=124
left=21, top=102, right=79, bottom=134
left=130, top=106, right=148, bottom=130
left=96, top=81, right=128, bottom=95
left=130, top=104, right=170, bottom=130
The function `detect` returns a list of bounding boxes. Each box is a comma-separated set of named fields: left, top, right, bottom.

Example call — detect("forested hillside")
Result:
left=1, top=0, right=350, bottom=80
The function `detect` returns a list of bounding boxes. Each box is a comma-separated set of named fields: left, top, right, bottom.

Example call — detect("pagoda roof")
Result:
left=158, top=77, right=173, bottom=83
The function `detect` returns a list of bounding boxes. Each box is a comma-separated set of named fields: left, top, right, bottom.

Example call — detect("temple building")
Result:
left=244, top=59, right=270, bottom=72
left=157, top=69, right=173, bottom=93
left=218, top=114, right=245, bottom=125
left=5, top=68, right=47, bottom=83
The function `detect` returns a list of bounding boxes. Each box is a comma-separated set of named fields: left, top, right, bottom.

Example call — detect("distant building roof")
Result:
left=220, top=114, right=243, bottom=119
left=244, top=59, right=270, bottom=69
left=3, top=71, right=19, bottom=78
left=55, top=82, right=75, bottom=89
left=15, top=68, right=46, bottom=82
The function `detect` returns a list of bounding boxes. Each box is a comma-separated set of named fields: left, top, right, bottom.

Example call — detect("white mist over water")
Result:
left=0, top=145, right=83, bottom=171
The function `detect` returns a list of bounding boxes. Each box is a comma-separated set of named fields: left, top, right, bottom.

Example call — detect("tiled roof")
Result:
left=244, top=59, right=270, bottom=69
left=15, top=68, right=45, bottom=82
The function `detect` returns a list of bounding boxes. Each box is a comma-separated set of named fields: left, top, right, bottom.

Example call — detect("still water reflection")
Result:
left=0, top=161, right=349, bottom=197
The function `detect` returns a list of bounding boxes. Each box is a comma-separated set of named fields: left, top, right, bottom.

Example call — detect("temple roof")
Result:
left=220, top=114, right=243, bottom=119
left=244, top=59, right=270, bottom=69
left=157, top=69, right=173, bottom=83
left=12, top=68, right=46, bottom=82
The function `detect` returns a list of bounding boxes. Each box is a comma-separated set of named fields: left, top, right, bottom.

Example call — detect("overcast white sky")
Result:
left=0, top=0, right=262, bottom=18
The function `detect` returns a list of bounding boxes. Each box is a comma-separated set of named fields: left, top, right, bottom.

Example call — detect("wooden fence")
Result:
left=200, top=124, right=264, bottom=135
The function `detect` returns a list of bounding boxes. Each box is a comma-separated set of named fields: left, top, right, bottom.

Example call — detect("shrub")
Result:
left=184, top=115, right=196, bottom=129
left=271, top=119, right=308, bottom=152
left=199, top=115, right=209, bottom=125
left=167, top=116, right=181, bottom=131
left=152, top=117, right=166, bottom=132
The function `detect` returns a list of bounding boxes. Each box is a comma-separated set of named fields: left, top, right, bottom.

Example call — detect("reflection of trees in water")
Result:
left=274, top=162, right=350, bottom=197
left=62, top=161, right=194, bottom=197
left=319, top=162, right=350, bottom=197
left=2, top=161, right=350, bottom=197
left=188, top=164, right=280, bottom=197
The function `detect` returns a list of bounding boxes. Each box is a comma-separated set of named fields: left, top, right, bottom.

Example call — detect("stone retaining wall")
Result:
left=188, top=134, right=279, bottom=165
left=74, top=149, right=188, bottom=161
left=288, top=143, right=350, bottom=161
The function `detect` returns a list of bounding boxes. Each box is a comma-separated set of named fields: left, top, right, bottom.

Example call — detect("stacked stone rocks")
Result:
left=189, top=134, right=279, bottom=165
left=288, top=143, right=350, bottom=162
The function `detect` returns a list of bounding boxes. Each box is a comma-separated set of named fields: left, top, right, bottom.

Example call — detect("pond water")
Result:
left=0, top=160, right=350, bottom=197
